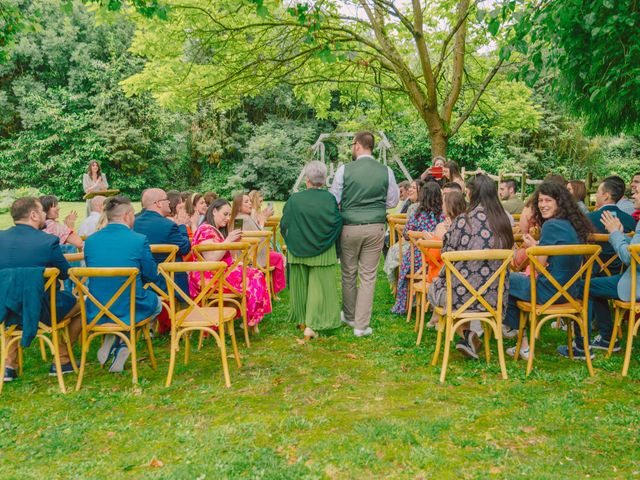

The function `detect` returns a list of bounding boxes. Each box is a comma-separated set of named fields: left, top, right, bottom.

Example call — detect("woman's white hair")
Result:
left=304, top=161, right=327, bottom=187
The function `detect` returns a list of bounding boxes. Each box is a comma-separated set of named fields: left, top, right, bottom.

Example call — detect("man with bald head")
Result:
left=134, top=188, right=191, bottom=302
left=78, top=195, right=105, bottom=237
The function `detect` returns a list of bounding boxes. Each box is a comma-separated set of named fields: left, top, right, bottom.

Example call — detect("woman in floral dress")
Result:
left=391, top=181, right=445, bottom=314
left=189, top=199, right=272, bottom=328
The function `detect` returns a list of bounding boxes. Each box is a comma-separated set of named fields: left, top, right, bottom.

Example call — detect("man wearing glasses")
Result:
left=330, top=132, right=400, bottom=337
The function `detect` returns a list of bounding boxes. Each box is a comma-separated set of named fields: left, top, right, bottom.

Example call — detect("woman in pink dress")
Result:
left=189, top=199, right=272, bottom=328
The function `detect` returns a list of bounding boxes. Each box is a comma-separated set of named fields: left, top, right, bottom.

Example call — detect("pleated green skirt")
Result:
left=287, top=244, right=341, bottom=331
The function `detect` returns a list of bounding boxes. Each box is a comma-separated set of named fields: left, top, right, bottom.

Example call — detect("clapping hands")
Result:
left=64, top=211, right=78, bottom=229
left=601, top=211, right=623, bottom=233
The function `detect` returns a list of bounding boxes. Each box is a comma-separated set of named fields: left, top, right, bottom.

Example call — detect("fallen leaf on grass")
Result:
left=148, top=458, right=164, bottom=468
left=489, top=466, right=503, bottom=474
left=345, top=353, right=357, bottom=359
left=296, top=339, right=306, bottom=345
left=272, top=377, right=284, bottom=386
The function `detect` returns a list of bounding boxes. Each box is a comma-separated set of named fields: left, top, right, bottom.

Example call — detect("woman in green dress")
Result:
left=281, top=161, right=343, bottom=340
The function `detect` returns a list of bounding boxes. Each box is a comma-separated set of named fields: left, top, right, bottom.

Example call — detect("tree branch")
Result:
left=442, top=0, right=469, bottom=123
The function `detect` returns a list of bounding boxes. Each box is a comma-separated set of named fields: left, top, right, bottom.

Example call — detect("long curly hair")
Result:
left=531, top=181, right=594, bottom=243
left=417, top=180, right=443, bottom=218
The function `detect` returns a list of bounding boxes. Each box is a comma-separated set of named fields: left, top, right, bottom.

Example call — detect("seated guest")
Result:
left=189, top=199, right=272, bottom=330
left=166, top=190, right=189, bottom=226
left=630, top=172, right=640, bottom=221
left=617, top=177, right=636, bottom=216
left=0, top=197, right=80, bottom=381
left=397, top=181, right=411, bottom=214
left=419, top=156, right=446, bottom=183
left=567, top=180, right=589, bottom=214
left=384, top=179, right=423, bottom=280
left=391, top=181, right=445, bottom=314
left=39, top=195, right=84, bottom=250
left=588, top=176, right=636, bottom=273
left=185, top=192, right=208, bottom=234
left=133, top=188, right=191, bottom=294
left=587, top=188, right=640, bottom=352
left=504, top=181, right=594, bottom=360
left=280, top=161, right=343, bottom=339
left=248, top=190, right=275, bottom=227
left=443, top=160, right=465, bottom=190
left=203, top=191, right=218, bottom=206
left=428, top=175, right=514, bottom=359
left=78, top=195, right=105, bottom=238
left=84, top=196, right=162, bottom=373
left=230, top=193, right=286, bottom=294
left=442, top=182, right=462, bottom=198
left=499, top=179, right=525, bottom=215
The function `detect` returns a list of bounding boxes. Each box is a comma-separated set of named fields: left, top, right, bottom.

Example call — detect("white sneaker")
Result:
left=341, top=311, right=355, bottom=328
left=354, top=327, right=373, bottom=337
left=551, top=319, right=567, bottom=331
left=506, top=345, right=529, bottom=360
left=502, top=324, right=518, bottom=339
left=97, top=335, right=117, bottom=366
left=108, top=341, right=130, bottom=373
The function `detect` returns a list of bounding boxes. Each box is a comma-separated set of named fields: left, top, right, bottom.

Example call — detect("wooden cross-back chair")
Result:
left=609, top=244, right=640, bottom=376
left=144, top=244, right=180, bottom=313
left=242, top=231, right=278, bottom=300
left=265, top=216, right=281, bottom=252
left=391, top=220, right=409, bottom=295
left=405, top=230, right=431, bottom=324
left=434, top=249, right=514, bottom=383
left=192, top=242, right=252, bottom=347
left=69, top=267, right=157, bottom=390
left=589, top=233, right=623, bottom=277
left=1, top=268, right=78, bottom=394
left=159, top=261, right=239, bottom=387
left=414, top=239, right=443, bottom=348
left=387, top=215, right=408, bottom=250
left=513, top=244, right=601, bottom=377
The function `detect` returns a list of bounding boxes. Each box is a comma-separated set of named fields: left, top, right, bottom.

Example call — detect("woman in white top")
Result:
left=82, top=160, right=108, bottom=214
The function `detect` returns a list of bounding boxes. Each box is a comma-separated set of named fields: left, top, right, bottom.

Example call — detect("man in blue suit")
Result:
left=84, top=195, right=161, bottom=372
left=133, top=188, right=191, bottom=293
left=0, top=197, right=80, bottom=382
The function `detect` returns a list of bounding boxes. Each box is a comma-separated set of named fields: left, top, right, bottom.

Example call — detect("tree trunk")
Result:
left=431, top=130, right=448, bottom=158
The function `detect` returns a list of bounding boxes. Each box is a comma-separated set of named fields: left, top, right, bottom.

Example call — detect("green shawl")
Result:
left=281, top=188, right=343, bottom=258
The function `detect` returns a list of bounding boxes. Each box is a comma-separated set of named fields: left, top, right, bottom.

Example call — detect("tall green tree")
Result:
left=122, top=0, right=530, bottom=158
left=516, top=0, right=640, bottom=135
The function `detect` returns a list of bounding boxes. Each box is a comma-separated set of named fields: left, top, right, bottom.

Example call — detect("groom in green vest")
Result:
left=330, top=132, right=400, bottom=336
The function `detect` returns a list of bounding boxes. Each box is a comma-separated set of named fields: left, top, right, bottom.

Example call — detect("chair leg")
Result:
left=579, top=319, right=594, bottom=377
left=483, top=323, right=491, bottom=363
left=526, top=317, right=537, bottom=376
left=495, top=324, right=508, bottom=380
left=431, top=313, right=443, bottom=366
left=622, top=311, right=636, bottom=377
left=143, top=325, right=157, bottom=370
left=39, top=337, right=47, bottom=361
left=608, top=307, right=623, bottom=358
left=416, top=297, right=428, bottom=347
left=129, top=330, right=138, bottom=385
left=46, top=333, right=66, bottom=394
left=228, top=321, right=242, bottom=368
left=75, top=333, right=90, bottom=391
left=184, top=332, right=191, bottom=365
left=414, top=292, right=421, bottom=333
left=242, top=305, right=251, bottom=348
left=439, top=317, right=453, bottom=383
left=514, top=311, right=526, bottom=362
left=218, top=323, right=231, bottom=388
left=62, top=326, right=78, bottom=372
left=0, top=333, right=6, bottom=394
left=17, top=345, right=23, bottom=376
left=197, top=330, right=205, bottom=350
left=405, top=284, right=413, bottom=323
left=567, top=319, right=574, bottom=360
left=166, top=332, right=178, bottom=387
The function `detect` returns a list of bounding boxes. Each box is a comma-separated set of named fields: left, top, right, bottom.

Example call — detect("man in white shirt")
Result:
left=78, top=195, right=105, bottom=237
left=330, top=132, right=399, bottom=337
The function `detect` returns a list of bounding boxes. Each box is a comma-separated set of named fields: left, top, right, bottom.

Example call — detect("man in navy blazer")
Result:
left=133, top=188, right=191, bottom=294
left=0, top=197, right=80, bottom=382
left=84, top=195, right=162, bottom=372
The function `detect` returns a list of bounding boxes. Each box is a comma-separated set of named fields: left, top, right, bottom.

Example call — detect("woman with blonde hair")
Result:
left=248, top=190, right=274, bottom=228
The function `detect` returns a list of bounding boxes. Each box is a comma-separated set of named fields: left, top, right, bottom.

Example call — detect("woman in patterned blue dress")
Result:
left=392, top=181, right=445, bottom=314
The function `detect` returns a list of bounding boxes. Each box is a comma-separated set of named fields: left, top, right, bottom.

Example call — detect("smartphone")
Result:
left=267, top=202, right=274, bottom=210
left=233, top=218, right=244, bottom=231
left=430, top=166, right=444, bottom=180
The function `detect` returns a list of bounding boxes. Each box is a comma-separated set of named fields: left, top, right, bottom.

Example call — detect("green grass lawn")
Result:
left=1, top=204, right=640, bottom=478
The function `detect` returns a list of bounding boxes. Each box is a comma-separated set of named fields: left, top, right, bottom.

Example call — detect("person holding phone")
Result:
left=248, top=190, right=274, bottom=228
left=419, top=156, right=446, bottom=183
left=230, top=193, right=286, bottom=294
left=189, top=199, right=272, bottom=329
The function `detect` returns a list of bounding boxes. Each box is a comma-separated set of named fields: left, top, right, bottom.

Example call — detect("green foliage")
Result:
left=0, top=187, right=41, bottom=214
left=516, top=0, right=640, bottom=135
left=228, top=118, right=322, bottom=200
